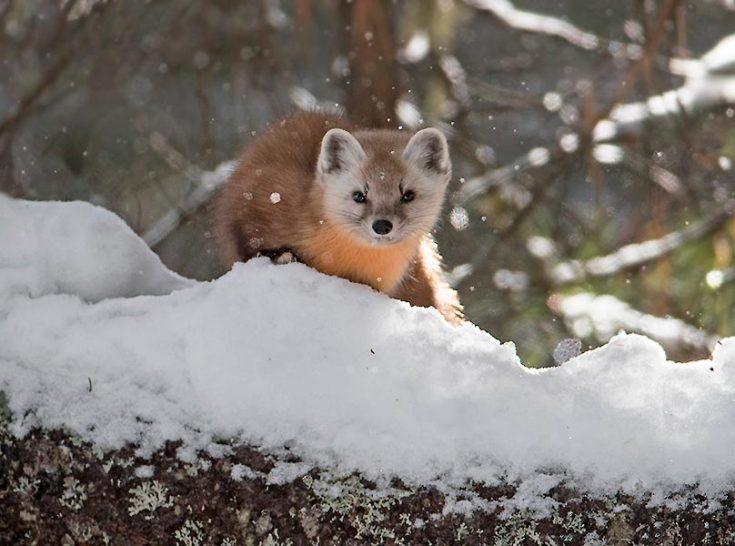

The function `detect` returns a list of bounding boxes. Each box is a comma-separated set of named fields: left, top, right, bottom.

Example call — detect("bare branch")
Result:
left=630, top=152, right=687, bottom=199
left=0, top=50, right=73, bottom=136
left=468, top=80, right=544, bottom=110
left=0, top=0, right=114, bottom=138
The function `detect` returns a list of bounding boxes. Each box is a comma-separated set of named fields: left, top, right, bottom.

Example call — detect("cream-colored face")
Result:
left=316, top=128, right=452, bottom=246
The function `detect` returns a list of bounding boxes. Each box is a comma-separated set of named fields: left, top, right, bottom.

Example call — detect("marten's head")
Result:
left=316, top=126, right=451, bottom=246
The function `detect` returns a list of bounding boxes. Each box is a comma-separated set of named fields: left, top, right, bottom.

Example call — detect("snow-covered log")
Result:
left=4, top=421, right=735, bottom=545
left=2, top=197, right=735, bottom=544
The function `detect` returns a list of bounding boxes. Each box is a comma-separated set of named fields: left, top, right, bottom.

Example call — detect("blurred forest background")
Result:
left=1, top=0, right=734, bottom=367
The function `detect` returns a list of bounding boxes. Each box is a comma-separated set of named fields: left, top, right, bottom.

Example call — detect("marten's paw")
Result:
left=273, top=251, right=297, bottom=265
left=258, top=247, right=300, bottom=265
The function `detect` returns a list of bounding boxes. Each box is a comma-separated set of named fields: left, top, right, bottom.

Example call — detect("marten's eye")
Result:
left=353, top=191, right=367, bottom=203
left=400, top=190, right=415, bottom=204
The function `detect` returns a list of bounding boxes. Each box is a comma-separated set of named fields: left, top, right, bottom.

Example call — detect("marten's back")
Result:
left=241, top=111, right=355, bottom=178
left=215, top=112, right=354, bottom=266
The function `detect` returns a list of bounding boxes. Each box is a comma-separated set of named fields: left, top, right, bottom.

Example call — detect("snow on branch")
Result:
left=549, top=292, right=719, bottom=354
left=142, top=160, right=235, bottom=249
left=142, top=132, right=236, bottom=249
left=453, top=145, right=564, bottom=205
left=457, top=34, right=735, bottom=207
left=438, top=54, right=471, bottom=110
left=453, top=30, right=734, bottom=208
left=528, top=202, right=735, bottom=285
left=594, top=34, right=735, bottom=142
left=463, top=0, right=642, bottom=59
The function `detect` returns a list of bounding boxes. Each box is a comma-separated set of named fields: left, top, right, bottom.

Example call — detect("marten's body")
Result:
left=215, top=112, right=462, bottom=323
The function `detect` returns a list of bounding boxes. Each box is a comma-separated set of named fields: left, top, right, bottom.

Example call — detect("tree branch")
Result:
left=527, top=201, right=735, bottom=285
left=463, top=0, right=642, bottom=59
left=0, top=50, right=74, bottom=137
left=142, top=160, right=236, bottom=250
left=594, top=34, right=735, bottom=141
left=142, top=132, right=236, bottom=249
left=453, top=145, right=566, bottom=205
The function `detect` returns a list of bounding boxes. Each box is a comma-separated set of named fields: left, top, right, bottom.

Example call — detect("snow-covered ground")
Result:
left=1, top=195, right=735, bottom=502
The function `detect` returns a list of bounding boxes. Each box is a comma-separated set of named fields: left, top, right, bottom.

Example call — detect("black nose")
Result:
left=372, top=219, right=393, bottom=235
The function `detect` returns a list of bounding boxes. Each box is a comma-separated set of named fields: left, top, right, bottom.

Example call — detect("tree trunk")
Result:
left=340, top=0, right=400, bottom=129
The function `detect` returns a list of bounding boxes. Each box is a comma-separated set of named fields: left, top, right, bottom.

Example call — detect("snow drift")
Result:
left=1, top=195, right=734, bottom=498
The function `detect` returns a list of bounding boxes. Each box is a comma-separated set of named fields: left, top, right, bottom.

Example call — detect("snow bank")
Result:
left=0, top=196, right=192, bottom=301
left=1, top=196, right=735, bottom=498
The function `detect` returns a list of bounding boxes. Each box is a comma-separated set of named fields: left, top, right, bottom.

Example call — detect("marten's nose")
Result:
left=372, top=219, right=393, bottom=235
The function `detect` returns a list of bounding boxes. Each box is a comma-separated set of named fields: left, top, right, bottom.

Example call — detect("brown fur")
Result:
left=214, top=111, right=463, bottom=324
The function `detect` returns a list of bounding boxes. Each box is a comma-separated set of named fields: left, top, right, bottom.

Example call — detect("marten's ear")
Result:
left=318, top=129, right=367, bottom=176
left=402, top=128, right=450, bottom=176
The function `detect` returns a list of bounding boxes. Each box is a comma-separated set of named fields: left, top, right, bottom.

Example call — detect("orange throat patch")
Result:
left=301, top=223, right=418, bottom=294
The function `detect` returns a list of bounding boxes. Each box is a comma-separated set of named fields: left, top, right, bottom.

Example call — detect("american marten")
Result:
left=214, top=111, right=463, bottom=324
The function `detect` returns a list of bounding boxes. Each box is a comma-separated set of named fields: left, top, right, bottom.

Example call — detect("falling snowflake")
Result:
left=449, top=207, right=469, bottom=231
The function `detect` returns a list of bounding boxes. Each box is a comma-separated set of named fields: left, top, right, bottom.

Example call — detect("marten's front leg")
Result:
left=257, top=247, right=300, bottom=265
